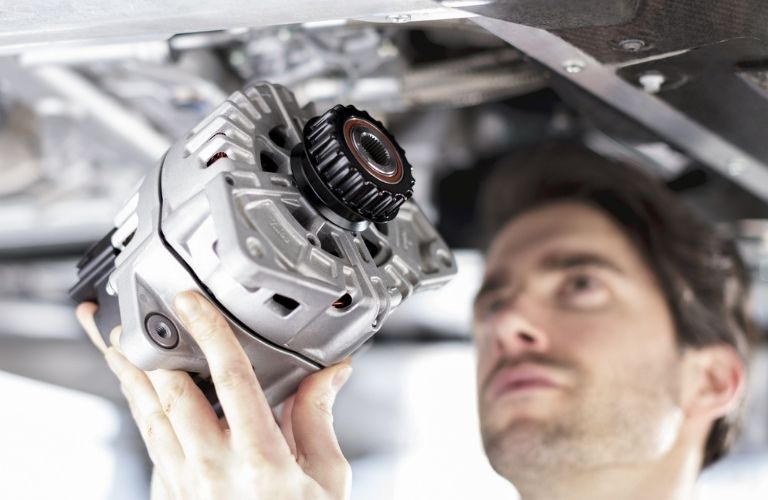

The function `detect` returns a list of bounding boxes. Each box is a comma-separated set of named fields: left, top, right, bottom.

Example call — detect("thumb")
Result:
left=291, top=362, right=352, bottom=491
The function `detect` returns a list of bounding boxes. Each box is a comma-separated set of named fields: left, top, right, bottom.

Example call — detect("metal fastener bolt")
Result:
left=728, top=158, right=749, bottom=177
left=562, top=60, right=586, bottom=74
left=386, top=14, right=411, bottom=23
left=145, top=313, right=180, bottom=349
left=619, top=39, right=646, bottom=52
left=638, top=71, right=666, bottom=93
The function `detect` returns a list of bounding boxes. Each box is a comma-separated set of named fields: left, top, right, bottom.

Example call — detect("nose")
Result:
left=484, top=294, right=550, bottom=355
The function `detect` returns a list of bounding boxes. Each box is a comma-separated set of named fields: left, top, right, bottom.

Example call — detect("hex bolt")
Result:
left=728, top=158, right=749, bottom=177
left=562, top=60, right=586, bottom=74
left=638, top=71, right=666, bottom=93
left=386, top=14, right=411, bottom=23
left=619, top=39, right=646, bottom=52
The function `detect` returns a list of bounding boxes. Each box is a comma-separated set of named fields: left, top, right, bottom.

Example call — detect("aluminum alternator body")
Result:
left=70, top=82, right=456, bottom=406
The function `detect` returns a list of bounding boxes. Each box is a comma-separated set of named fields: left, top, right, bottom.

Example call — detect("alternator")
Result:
left=70, top=82, right=456, bottom=407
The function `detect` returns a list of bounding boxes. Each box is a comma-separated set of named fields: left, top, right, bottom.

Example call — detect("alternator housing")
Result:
left=70, top=82, right=456, bottom=406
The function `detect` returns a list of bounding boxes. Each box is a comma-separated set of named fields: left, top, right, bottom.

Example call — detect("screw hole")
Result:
left=145, top=313, right=179, bottom=349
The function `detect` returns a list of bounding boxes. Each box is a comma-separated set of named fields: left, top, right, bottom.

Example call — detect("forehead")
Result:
left=485, top=201, right=644, bottom=271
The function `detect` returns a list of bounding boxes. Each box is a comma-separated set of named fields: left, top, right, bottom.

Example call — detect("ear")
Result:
left=680, top=345, right=746, bottom=422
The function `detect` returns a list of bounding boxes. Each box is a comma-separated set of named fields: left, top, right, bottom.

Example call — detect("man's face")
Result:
left=474, top=202, right=686, bottom=479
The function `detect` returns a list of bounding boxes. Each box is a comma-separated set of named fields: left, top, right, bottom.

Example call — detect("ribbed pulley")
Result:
left=291, top=105, right=415, bottom=230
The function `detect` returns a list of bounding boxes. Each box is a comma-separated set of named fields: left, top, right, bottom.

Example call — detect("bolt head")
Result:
left=638, top=71, right=666, bottom=93
left=386, top=14, right=411, bottom=23
left=145, top=313, right=179, bottom=349
left=728, top=158, right=749, bottom=177
left=562, top=60, right=586, bottom=74
left=619, top=39, right=646, bottom=52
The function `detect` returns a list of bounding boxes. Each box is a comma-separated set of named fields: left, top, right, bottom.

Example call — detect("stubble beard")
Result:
left=480, top=401, right=601, bottom=483
left=479, top=365, right=684, bottom=487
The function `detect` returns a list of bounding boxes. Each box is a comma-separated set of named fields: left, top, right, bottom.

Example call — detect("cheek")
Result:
left=547, top=305, right=678, bottom=378
left=473, top=328, right=496, bottom=388
left=557, top=308, right=683, bottom=398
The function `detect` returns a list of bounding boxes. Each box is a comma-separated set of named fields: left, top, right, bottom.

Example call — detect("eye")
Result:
left=474, top=295, right=503, bottom=323
left=557, top=272, right=610, bottom=309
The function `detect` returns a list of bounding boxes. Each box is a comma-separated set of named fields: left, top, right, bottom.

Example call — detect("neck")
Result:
left=514, top=442, right=702, bottom=500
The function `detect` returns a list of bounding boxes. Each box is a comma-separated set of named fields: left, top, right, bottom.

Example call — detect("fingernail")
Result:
left=109, top=327, right=122, bottom=349
left=331, top=365, right=352, bottom=392
left=174, top=292, right=199, bottom=322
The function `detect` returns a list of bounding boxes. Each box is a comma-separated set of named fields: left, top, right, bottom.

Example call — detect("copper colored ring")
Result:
left=343, top=118, right=404, bottom=184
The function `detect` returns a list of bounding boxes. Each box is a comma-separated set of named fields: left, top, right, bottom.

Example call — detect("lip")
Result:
left=485, top=363, right=562, bottom=400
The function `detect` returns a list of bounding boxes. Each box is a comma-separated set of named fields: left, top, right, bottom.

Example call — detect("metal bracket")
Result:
left=474, top=16, right=768, bottom=205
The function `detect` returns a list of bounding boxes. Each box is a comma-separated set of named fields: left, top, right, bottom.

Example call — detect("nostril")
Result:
left=519, top=332, right=536, bottom=344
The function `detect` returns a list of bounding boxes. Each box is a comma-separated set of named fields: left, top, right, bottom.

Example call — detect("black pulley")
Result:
left=291, top=105, right=415, bottom=231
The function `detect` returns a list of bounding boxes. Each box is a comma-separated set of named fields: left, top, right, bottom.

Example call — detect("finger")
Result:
left=291, top=362, right=352, bottom=493
left=150, top=467, right=175, bottom=500
left=110, top=326, right=122, bottom=350
left=278, top=395, right=297, bottom=457
left=146, top=369, right=225, bottom=460
left=75, top=302, right=108, bottom=354
left=172, top=291, right=289, bottom=458
left=105, top=348, right=185, bottom=474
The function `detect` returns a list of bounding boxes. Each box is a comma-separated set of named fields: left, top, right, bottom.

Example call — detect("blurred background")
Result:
left=1, top=1, right=768, bottom=499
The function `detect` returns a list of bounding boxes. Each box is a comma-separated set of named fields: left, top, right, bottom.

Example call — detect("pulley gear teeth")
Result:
left=301, top=104, right=415, bottom=224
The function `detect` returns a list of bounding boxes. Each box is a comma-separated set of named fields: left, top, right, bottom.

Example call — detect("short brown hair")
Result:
left=479, top=142, right=757, bottom=468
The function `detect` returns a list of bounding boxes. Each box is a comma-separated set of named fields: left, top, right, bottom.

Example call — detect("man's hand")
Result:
left=75, top=291, right=352, bottom=500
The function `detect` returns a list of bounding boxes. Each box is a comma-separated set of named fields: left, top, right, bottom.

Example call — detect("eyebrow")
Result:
left=538, top=251, right=625, bottom=275
left=474, top=250, right=624, bottom=306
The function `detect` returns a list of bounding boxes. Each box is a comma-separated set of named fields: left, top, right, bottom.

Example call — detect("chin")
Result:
left=480, top=414, right=588, bottom=478
left=481, top=416, right=547, bottom=459
left=481, top=421, right=554, bottom=482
